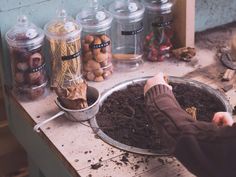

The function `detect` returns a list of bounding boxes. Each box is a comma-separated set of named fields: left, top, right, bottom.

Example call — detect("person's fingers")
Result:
left=212, top=112, right=234, bottom=126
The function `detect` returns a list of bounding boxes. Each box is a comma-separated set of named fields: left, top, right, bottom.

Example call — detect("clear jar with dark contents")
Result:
left=5, top=15, right=48, bottom=100
left=143, top=0, right=174, bottom=62
left=108, top=0, right=145, bottom=71
left=76, top=0, right=113, bottom=82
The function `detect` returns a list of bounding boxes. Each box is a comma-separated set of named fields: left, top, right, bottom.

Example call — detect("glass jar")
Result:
left=44, top=9, right=83, bottom=88
left=143, top=0, right=174, bottom=62
left=5, top=15, right=48, bottom=101
left=44, top=10, right=88, bottom=110
left=108, top=0, right=145, bottom=71
left=76, top=0, right=113, bottom=82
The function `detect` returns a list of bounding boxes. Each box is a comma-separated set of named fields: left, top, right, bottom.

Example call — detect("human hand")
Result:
left=144, top=72, right=172, bottom=95
left=212, top=112, right=234, bottom=126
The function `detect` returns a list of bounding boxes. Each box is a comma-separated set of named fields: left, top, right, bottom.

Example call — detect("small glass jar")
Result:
left=76, top=0, right=113, bottom=82
left=5, top=15, right=48, bottom=100
left=143, top=0, right=174, bottom=62
left=44, top=9, right=83, bottom=89
left=108, top=0, right=145, bottom=71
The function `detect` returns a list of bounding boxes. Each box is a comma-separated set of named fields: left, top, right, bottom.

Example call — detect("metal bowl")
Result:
left=90, top=76, right=232, bottom=156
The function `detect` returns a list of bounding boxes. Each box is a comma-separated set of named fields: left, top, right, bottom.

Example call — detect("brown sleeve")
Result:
left=145, top=84, right=236, bottom=177
left=144, top=84, right=227, bottom=141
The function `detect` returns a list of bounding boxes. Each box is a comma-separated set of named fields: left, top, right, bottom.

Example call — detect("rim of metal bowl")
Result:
left=90, top=76, right=232, bottom=156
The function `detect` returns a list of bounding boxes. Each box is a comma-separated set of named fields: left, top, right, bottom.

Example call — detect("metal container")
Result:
left=34, top=86, right=100, bottom=132
left=90, top=76, right=232, bottom=156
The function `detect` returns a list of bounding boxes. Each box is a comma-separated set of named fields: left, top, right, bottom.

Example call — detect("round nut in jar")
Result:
left=85, top=35, right=94, bottom=44
left=103, top=70, right=112, bottom=80
left=94, top=68, right=103, bottom=77
left=100, top=60, right=109, bottom=67
left=100, top=35, right=110, bottom=43
left=29, top=53, right=43, bottom=68
left=86, top=72, right=96, bottom=81
left=16, top=62, right=29, bottom=71
left=93, top=48, right=101, bottom=56
left=94, top=37, right=102, bottom=45
left=82, top=43, right=90, bottom=53
left=83, top=51, right=93, bottom=62
left=94, top=76, right=104, bottom=82
left=28, top=71, right=41, bottom=84
left=85, top=59, right=100, bottom=71
left=15, top=72, right=25, bottom=83
left=95, top=53, right=108, bottom=63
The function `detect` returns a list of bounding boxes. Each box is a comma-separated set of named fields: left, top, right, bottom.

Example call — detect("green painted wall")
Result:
left=195, top=0, right=236, bottom=32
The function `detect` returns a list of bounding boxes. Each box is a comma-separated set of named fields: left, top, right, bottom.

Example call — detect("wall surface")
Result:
left=195, top=0, right=236, bottom=31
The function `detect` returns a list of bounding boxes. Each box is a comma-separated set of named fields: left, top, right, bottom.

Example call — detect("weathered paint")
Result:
left=195, top=0, right=236, bottom=31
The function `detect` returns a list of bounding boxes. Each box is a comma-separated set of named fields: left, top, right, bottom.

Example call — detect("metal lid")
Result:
left=142, top=0, right=173, bottom=14
left=108, top=0, right=145, bottom=22
left=5, top=15, right=45, bottom=48
left=76, top=0, right=113, bottom=33
left=44, top=9, right=82, bottom=40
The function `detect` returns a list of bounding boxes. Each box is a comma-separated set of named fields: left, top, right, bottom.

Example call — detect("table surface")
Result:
left=15, top=43, right=236, bottom=177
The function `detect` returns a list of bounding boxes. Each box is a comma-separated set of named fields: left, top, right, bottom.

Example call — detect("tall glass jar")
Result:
left=143, top=0, right=174, bottom=62
left=5, top=15, right=48, bottom=101
left=76, top=0, right=113, bottom=82
left=108, top=0, right=145, bottom=71
left=44, top=10, right=88, bottom=110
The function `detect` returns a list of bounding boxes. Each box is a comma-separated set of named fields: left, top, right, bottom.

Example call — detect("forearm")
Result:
left=145, top=84, right=221, bottom=140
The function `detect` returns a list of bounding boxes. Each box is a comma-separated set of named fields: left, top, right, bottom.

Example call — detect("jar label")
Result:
left=62, top=50, right=81, bottom=61
left=152, top=21, right=171, bottom=27
left=121, top=25, right=143, bottom=35
left=28, top=63, right=46, bottom=73
left=90, top=41, right=110, bottom=49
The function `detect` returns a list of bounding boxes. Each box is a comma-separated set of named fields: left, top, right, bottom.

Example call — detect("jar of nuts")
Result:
left=5, top=15, right=48, bottom=101
left=76, top=0, right=113, bottom=82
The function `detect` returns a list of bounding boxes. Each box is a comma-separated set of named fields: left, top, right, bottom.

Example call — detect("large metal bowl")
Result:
left=90, top=76, right=232, bottom=156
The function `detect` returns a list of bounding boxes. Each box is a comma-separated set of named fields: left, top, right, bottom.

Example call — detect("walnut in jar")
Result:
left=82, top=34, right=113, bottom=82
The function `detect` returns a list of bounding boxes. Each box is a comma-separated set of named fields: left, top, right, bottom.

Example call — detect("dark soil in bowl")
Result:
left=96, top=83, right=226, bottom=151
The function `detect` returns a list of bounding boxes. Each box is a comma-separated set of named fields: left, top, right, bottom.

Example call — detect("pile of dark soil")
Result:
left=96, top=83, right=226, bottom=151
